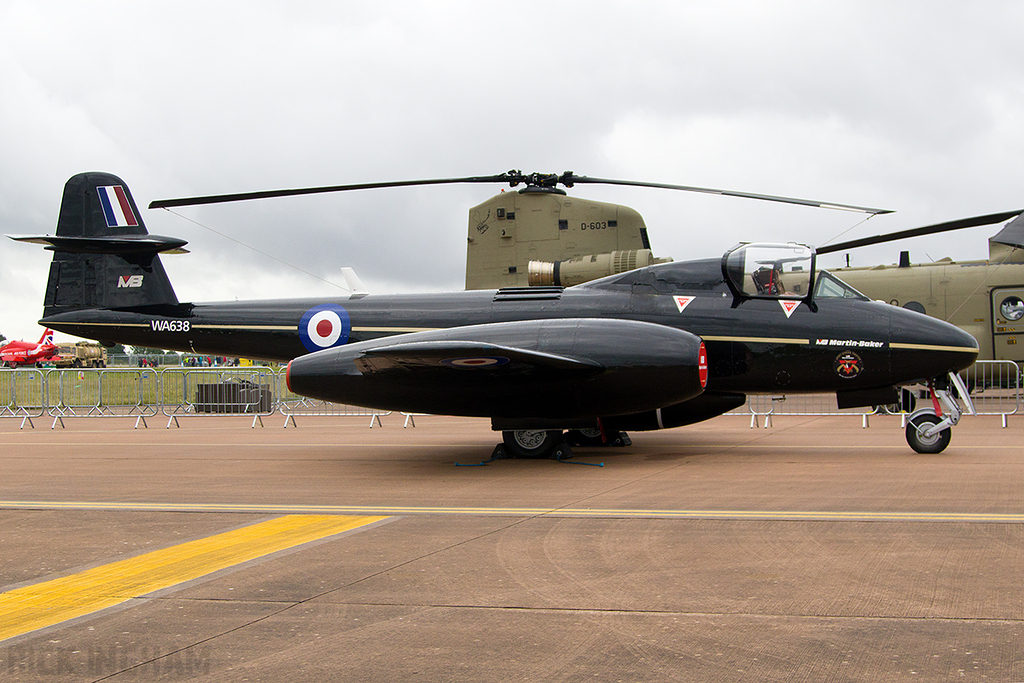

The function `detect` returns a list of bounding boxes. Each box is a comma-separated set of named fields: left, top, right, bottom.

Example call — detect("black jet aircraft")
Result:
left=10, top=172, right=979, bottom=456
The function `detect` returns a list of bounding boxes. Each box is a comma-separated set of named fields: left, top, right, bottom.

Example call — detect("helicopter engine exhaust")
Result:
left=528, top=250, right=671, bottom=287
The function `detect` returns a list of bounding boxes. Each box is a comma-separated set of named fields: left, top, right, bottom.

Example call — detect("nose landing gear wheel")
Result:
left=502, top=430, right=562, bottom=459
left=906, top=413, right=951, bottom=454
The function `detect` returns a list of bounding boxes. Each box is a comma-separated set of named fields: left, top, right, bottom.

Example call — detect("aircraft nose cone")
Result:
left=889, top=307, right=979, bottom=382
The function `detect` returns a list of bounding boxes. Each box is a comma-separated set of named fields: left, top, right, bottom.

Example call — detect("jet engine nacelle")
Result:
left=286, top=318, right=707, bottom=419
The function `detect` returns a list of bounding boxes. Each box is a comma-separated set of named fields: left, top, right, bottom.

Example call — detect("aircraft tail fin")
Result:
left=11, top=172, right=181, bottom=317
left=39, top=328, right=54, bottom=346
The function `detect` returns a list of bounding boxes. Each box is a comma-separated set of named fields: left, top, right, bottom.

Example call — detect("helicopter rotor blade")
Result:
left=148, top=172, right=532, bottom=209
left=149, top=169, right=892, bottom=215
left=562, top=174, right=894, bottom=215
left=816, top=209, right=1024, bottom=255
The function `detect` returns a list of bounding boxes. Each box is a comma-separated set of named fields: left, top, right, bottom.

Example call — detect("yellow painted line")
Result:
left=49, top=321, right=445, bottom=335
left=58, top=321, right=295, bottom=332
left=702, top=335, right=810, bottom=345
left=46, top=321, right=439, bottom=333
left=0, top=514, right=385, bottom=643
left=53, top=322, right=150, bottom=328
left=891, top=342, right=980, bottom=353
left=191, top=324, right=293, bottom=331
left=0, top=500, right=1022, bottom=524
left=703, top=337, right=979, bottom=353
left=352, top=326, right=439, bottom=333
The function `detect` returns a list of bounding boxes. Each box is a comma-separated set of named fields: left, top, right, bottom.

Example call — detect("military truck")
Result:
left=52, top=342, right=107, bottom=368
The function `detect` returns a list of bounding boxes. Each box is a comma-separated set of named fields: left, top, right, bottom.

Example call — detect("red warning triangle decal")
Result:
left=674, top=295, right=696, bottom=313
left=779, top=300, right=801, bottom=318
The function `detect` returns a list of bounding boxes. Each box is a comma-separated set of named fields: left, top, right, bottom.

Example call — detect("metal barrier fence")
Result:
left=963, top=360, right=1020, bottom=426
left=736, top=394, right=883, bottom=428
left=728, top=360, right=1021, bottom=428
left=0, top=367, right=393, bottom=428
left=46, top=368, right=160, bottom=416
left=0, top=368, right=46, bottom=427
left=161, top=367, right=279, bottom=427
left=1, top=360, right=1019, bottom=429
left=277, top=372, right=392, bottom=427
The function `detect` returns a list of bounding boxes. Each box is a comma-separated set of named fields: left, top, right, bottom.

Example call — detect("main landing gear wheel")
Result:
left=502, top=430, right=562, bottom=459
left=906, top=413, right=952, bottom=454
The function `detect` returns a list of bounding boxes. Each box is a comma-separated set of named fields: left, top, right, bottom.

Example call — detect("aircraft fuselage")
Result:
left=41, top=261, right=977, bottom=398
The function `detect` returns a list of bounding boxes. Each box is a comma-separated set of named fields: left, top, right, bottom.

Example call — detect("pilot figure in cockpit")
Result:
left=751, top=263, right=785, bottom=296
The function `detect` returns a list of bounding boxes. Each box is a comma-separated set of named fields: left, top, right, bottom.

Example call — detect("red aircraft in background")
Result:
left=0, top=328, right=58, bottom=367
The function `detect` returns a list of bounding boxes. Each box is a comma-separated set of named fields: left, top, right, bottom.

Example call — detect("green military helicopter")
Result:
left=452, top=177, right=1024, bottom=366
left=818, top=216, right=1024, bottom=365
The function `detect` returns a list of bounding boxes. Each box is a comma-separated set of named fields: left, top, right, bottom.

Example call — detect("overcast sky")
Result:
left=2, top=1, right=1024, bottom=342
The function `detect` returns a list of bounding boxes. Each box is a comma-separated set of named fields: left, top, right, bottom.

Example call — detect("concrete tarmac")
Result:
left=0, top=412, right=1022, bottom=682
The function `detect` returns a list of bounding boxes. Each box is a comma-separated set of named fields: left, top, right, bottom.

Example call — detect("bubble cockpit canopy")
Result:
left=722, top=242, right=815, bottom=300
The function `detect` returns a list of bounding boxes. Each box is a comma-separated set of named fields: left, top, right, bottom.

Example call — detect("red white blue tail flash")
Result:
left=96, top=186, right=139, bottom=228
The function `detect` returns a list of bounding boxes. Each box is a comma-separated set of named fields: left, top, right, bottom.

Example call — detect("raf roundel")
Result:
left=440, top=356, right=511, bottom=368
left=298, top=304, right=351, bottom=352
